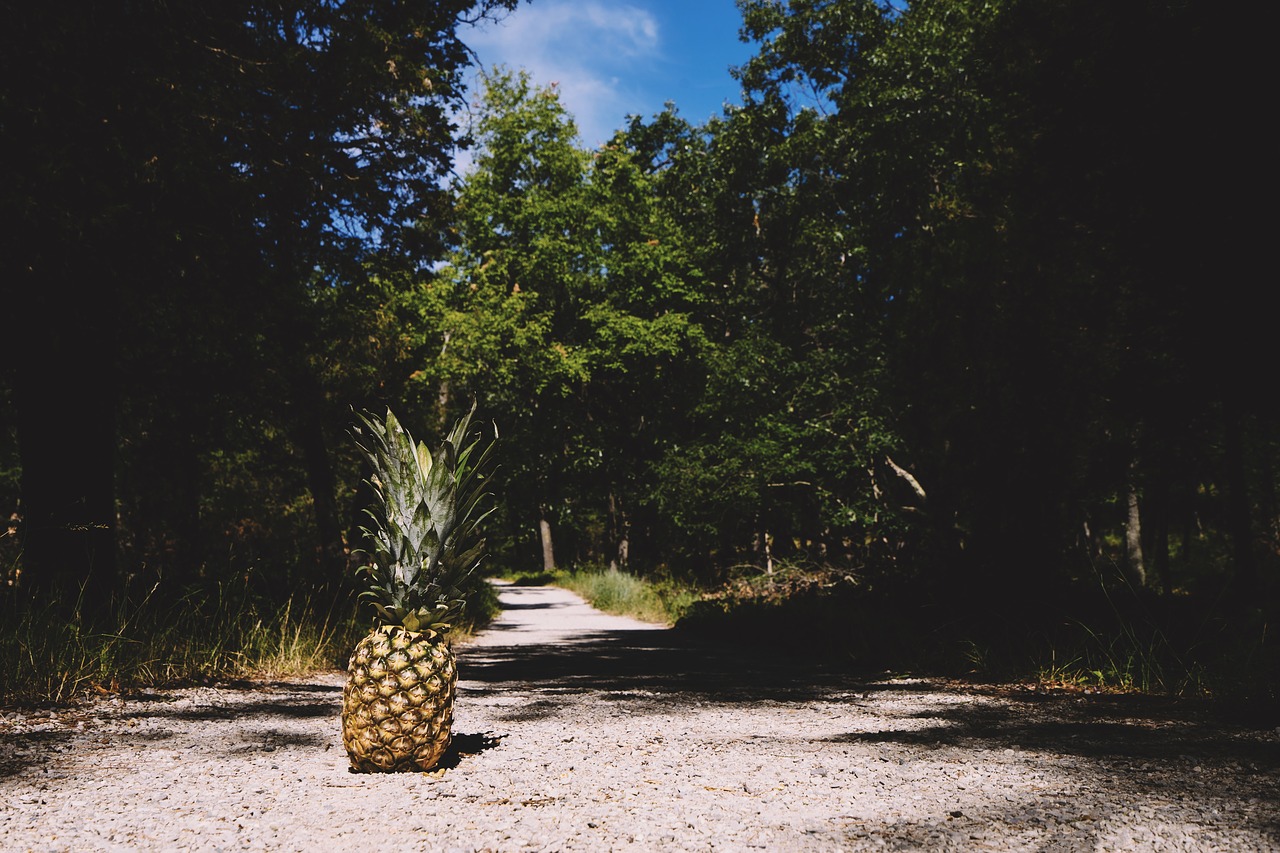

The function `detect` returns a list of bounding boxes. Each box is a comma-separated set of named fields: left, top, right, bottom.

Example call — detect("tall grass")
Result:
left=0, top=578, right=363, bottom=704
left=1025, top=561, right=1221, bottom=695
left=1031, top=615, right=1203, bottom=695
left=557, top=568, right=669, bottom=623
left=504, top=566, right=697, bottom=625
left=1, top=567, right=504, bottom=706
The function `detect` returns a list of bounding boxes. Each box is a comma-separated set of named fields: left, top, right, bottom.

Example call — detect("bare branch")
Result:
left=884, top=455, right=927, bottom=502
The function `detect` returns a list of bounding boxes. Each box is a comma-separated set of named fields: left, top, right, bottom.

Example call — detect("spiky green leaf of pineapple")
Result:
left=343, top=404, right=497, bottom=773
left=349, top=404, right=496, bottom=633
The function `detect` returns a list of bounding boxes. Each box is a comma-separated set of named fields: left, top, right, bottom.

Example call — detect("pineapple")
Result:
left=342, top=405, right=496, bottom=773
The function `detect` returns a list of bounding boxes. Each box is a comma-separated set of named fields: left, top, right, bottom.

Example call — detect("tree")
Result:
left=402, top=70, right=707, bottom=572
left=620, top=14, right=907, bottom=579
left=0, top=0, right=517, bottom=608
left=729, top=0, right=1270, bottom=619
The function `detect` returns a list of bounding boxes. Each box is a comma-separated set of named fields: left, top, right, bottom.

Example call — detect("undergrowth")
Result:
left=13, top=549, right=1268, bottom=714
left=0, top=569, right=500, bottom=705
left=1, top=579, right=355, bottom=704
left=674, top=558, right=1277, bottom=714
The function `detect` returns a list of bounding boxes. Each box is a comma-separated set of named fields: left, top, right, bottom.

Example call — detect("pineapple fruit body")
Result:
left=342, top=626, right=457, bottom=772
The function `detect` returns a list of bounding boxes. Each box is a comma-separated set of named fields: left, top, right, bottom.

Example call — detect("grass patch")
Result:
left=557, top=568, right=669, bottom=624
left=497, top=566, right=697, bottom=625
left=1030, top=620, right=1202, bottom=695
left=0, top=570, right=499, bottom=706
left=0, top=579, right=360, bottom=704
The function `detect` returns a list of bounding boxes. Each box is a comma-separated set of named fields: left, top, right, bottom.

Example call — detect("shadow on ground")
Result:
left=117, top=685, right=342, bottom=723
left=461, top=626, right=850, bottom=705
left=456, top=588, right=1280, bottom=771
left=0, top=729, right=73, bottom=779
left=434, top=731, right=505, bottom=770
left=827, top=707, right=1280, bottom=767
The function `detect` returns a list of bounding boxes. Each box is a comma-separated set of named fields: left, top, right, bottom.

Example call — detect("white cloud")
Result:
left=460, top=0, right=663, bottom=148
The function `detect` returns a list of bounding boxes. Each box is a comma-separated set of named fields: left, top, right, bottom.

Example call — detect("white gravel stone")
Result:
left=2, top=581, right=1278, bottom=851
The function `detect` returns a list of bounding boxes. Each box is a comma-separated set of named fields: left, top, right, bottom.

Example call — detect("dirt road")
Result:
left=2, top=582, right=1278, bottom=851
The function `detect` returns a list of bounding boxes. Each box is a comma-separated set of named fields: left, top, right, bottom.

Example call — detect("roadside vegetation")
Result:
left=2, top=553, right=1271, bottom=713
left=0, top=571, right=500, bottom=705
left=679, top=561, right=1275, bottom=711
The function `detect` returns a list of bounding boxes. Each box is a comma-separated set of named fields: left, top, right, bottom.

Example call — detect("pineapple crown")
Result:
left=350, top=403, right=497, bottom=634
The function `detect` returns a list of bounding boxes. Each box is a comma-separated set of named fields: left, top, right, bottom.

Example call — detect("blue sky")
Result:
left=460, top=0, right=755, bottom=149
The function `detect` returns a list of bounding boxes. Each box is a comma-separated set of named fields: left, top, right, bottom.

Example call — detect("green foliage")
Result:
left=400, top=69, right=709, bottom=572
left=717, top=0, right=1273, bottom=620
left=350, top=405, right=497, bottom=633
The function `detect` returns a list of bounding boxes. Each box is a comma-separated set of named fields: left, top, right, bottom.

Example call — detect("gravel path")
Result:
left=3, top=581, right=1278, bottom=851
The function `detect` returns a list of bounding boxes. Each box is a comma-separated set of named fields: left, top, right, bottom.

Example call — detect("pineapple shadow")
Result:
left=426, top=731, right=505, bottom=771
left=338, top=731, right=504, bottom=774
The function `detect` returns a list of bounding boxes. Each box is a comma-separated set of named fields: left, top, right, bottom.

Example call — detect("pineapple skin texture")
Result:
left=342, top=626, right=457, bottom=772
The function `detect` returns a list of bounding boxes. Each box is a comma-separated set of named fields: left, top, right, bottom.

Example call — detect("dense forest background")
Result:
left=2, top=1, right=1273, bottom=698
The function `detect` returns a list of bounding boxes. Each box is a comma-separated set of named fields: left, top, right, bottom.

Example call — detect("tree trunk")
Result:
left=125, top=423, right=204, bottom=588
left=538, top=512, right=556, bottom=573
left=291, top=370, right=347, bottom=590
left=1125, top=479, right=1146, bottom=588
left=298, top=423, right=346, bottom=586
left=1258, top=439, right=1279, bottom=557
left=607, top=492, right=630, bottom=571
left=268, top=202, right=346, bottom=591
left=436, top=332, right=452, bottom=431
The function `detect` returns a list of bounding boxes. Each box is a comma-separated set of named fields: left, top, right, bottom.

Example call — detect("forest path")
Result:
left=1, top=582, right=1278, bottom=851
